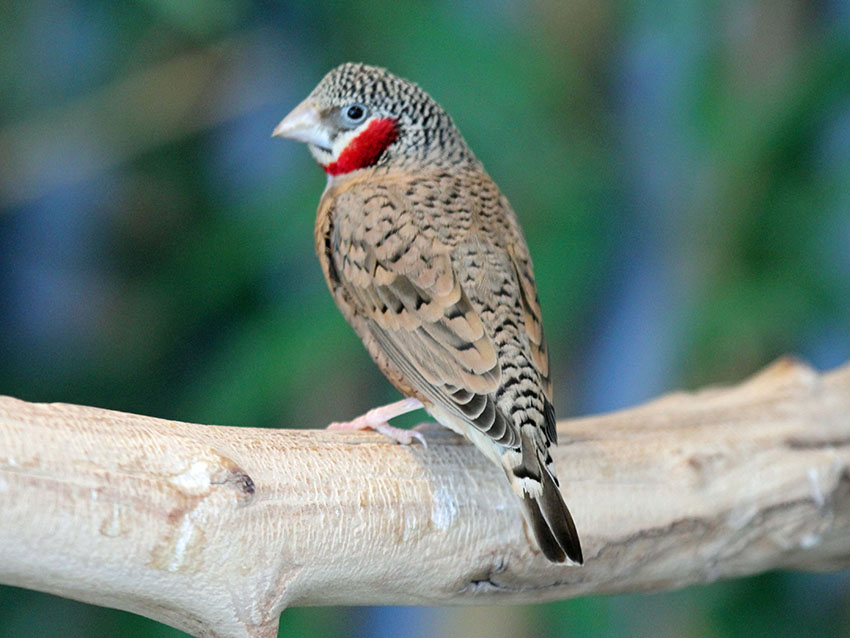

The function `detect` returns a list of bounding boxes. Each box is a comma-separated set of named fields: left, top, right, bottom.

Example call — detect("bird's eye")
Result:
left=342, top=103, right=368, bottom=125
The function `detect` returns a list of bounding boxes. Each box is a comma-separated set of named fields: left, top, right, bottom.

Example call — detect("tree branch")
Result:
left=1, top=358, right=849, bottom=638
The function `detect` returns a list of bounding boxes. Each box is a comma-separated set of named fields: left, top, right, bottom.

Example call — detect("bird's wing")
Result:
left=329, top=184, right=519, bottom=448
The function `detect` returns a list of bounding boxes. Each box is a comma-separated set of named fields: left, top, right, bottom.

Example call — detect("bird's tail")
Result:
left=506, top=432, right=583, bottom=564
left=519, top=464, right=583, bottom=563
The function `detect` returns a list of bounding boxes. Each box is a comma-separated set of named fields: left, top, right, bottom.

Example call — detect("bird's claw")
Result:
left=327, top=398, right=427, bottom=448
left=374, top=422, right=428, bottom=448
left=329, top=419, right=427, bottom=448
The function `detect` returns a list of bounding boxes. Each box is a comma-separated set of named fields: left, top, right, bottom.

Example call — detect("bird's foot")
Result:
left=328, top=398, right=427, bottom=447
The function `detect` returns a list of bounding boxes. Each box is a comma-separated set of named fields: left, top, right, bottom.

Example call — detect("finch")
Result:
left=273, top=63, right=582, bottom=564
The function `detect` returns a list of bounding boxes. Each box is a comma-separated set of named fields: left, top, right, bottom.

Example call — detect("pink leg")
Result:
left=328, top=398, right=427, bottom=447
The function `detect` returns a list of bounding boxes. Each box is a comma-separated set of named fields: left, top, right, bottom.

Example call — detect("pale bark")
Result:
left=1, top=358, right=848, bottom=638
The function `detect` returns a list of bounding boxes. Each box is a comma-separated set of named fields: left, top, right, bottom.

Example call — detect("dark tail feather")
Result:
left=520, top=465, right=583, bottom=564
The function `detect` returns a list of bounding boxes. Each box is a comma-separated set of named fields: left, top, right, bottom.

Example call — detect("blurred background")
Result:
left=1, top=0, right=849, bottom=636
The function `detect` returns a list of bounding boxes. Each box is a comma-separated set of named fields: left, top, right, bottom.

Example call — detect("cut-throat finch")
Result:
left=273, top=63, right=582, bottom=564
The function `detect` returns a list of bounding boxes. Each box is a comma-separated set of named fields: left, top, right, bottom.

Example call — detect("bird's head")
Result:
left=273, top=63, right=477, bottom=176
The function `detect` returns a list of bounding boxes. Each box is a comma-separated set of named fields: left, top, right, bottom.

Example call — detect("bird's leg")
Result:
left=328, top=397, right=427, bottom=447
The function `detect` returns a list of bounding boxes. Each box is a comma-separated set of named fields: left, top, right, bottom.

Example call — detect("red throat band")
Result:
left=324, top=118, right=398, bottom=176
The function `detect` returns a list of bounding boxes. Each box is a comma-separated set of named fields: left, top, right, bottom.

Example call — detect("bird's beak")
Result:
left=272, top=99, right=331, bottom=149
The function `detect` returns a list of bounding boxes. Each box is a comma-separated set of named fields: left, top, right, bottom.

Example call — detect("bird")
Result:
left=272, top=63, right=582, bottom=564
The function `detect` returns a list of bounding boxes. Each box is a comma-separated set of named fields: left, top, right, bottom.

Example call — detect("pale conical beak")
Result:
left=272, top=99, right=331, bottom=149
